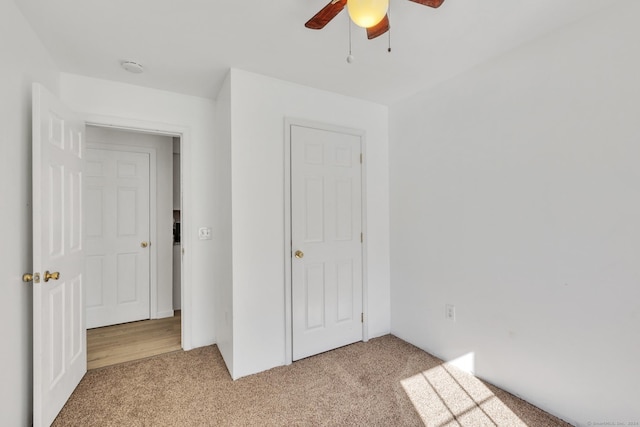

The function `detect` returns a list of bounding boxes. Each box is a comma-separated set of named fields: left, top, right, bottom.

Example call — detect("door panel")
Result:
left=85, top=149, right=150, bottom=328
left=32, top=83, right=86, bottom=427
left=305, top=262, right=325, bottom=330
left=291, top=125, right=363, bottom=361
left=336, top=260, right=354, bottom=322
left=304, top=177, right=324, bottom=242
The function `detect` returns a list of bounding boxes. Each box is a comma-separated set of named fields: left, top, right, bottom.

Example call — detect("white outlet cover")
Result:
left=198, top=227, right=212, bottom=240
left=445, top=304, right=456, bottom=321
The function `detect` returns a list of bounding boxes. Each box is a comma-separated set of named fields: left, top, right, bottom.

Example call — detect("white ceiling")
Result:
left=15, top=0, right=609, bottom=105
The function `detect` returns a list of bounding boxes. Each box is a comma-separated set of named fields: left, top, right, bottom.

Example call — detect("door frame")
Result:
left=85, top=142, right=159, bottom=321
left=83, top=114, right=194, bottom=350
left=283, top=117, right=369, bottom=365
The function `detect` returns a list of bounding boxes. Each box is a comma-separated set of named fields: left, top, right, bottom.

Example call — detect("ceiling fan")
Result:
left=305, top=0, right=445, bottom=40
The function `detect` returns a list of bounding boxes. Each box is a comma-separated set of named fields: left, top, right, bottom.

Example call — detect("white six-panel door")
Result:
left=291, top=125, right=363, bottom=361
left=32, top=83, right=86, bottom=427
left=85, top=148, right=151, bottom=329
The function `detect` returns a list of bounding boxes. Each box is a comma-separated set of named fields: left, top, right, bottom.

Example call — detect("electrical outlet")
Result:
left=445, top=304, right=456, bottom=321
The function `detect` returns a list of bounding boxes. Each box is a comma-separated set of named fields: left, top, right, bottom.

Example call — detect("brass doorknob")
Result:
left=23, top=272, right=40, bottom=283
left=44, top=271, right=60, bottom=282
left=294, top=250, right=304, bottom=259
left=141, top=241, right=149, bottom=248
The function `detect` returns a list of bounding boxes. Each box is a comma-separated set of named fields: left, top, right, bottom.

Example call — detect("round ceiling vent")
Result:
left=121, top=61, right=144, bottom=74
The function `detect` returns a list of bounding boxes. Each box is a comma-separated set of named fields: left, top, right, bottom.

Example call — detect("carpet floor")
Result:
left=53, top=335, right=570, bottom=426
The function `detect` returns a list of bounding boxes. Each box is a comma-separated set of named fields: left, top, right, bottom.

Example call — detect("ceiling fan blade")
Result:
left=409, top=0, right=445, bottom=8
left=305, top=0, right=348, bottom=30
left=366, top=15, right=390, bottom=40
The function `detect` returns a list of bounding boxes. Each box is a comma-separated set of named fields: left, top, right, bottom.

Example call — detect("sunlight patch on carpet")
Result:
left=401, top=359, right=526, bottom=427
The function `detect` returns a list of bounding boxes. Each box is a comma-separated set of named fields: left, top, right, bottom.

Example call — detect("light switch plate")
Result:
left=198, top=227, right=212, bottom=240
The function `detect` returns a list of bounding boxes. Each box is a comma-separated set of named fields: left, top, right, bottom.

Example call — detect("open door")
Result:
left=31, top=83, right=86, bottom=426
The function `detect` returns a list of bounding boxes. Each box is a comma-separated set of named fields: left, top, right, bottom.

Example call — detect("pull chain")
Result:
left=347, top=17, right=354, bottom=63
left=388, top=1, right=392, bottom=52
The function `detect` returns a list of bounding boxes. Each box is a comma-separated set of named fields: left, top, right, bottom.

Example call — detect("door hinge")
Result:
left=361, top=313, right=364, bottom=323
left=360, top=153, right=363, bottom=164
left=361, top=232, right=363, bottom=243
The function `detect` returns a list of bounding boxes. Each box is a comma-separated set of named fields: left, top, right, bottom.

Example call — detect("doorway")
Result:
left=84, top=125, right=183, bottom=368
left=30, top=84, right=194, bottom=424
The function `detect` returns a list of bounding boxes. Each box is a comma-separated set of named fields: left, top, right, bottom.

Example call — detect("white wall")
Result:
left=60, top=73, right=217, bottom=349
left=389, top=2, right=640, bottom=425
left=213, top=73, right=234, bottom=374
left=228, top=69, right=391, bottom=379
left=0, top=2, right=60, bottom=425
left=86, top=126, right=174, bottom=319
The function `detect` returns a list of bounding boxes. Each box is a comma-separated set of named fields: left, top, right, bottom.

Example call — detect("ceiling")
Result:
left=15, top=0, right=609, bottom=105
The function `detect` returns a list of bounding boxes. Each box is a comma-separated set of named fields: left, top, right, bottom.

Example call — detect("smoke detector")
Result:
left=121, top=61, right=144, bottom=74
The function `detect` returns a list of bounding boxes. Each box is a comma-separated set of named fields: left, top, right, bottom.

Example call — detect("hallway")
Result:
left=87, top=312, right=181, bottom=370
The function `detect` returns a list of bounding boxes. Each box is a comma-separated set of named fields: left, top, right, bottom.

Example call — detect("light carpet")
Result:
left=53, top=335, right=570, bottom=426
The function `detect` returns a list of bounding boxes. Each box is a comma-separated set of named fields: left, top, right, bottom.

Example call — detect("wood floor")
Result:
left=87, top=311, right=181, bottom=370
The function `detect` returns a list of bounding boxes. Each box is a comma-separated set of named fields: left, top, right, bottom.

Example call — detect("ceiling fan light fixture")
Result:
left=347, top=0, right=389, bottom=28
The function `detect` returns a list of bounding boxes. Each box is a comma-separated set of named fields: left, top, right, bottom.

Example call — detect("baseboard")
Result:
left=154, top=310, right=175, bottom=319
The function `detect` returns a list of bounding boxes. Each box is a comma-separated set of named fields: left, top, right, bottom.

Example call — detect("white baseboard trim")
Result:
left=155, top=310, right=175, bottom=319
